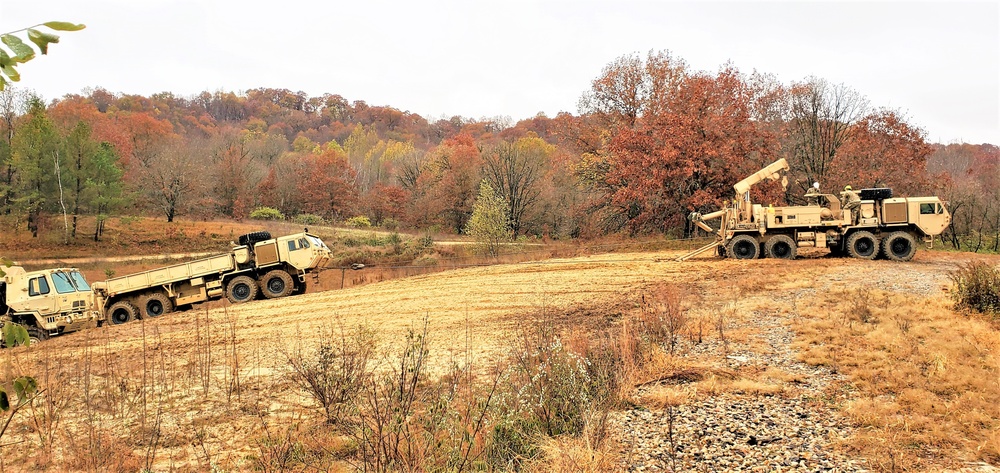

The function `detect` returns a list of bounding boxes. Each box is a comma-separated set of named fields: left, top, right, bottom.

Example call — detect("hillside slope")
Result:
left=7, top=249, right=997, bottom=471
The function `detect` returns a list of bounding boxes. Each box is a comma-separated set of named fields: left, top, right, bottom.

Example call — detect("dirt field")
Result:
left=5, top=247, right=997, bottom=471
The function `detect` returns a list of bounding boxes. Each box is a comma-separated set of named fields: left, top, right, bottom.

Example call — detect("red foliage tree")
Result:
left=294, top=148, right=359, bottom=220
left=598, top=61, right=780, bottom=234
left=829, top=110, right=932, bottom=196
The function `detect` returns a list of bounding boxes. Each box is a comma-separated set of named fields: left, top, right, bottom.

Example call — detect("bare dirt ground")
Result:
left=6, top=247, right=996, bottom=471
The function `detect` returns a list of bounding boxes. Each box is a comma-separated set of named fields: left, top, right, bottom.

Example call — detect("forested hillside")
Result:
left=0, top=50, right=996, bottom=250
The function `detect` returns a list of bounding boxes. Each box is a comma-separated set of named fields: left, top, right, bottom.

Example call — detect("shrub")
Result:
left=293, top=213, right=325, bottom=225
left=345, top=216, right=372, bottom=228
left=285, top=324, right=378, bottom=424
left=380, top=218, right=400, bottom=231
left=386, top=232, right=403, bottom=254
left=250, top=207, right=285, bottom=221
left=950, top=261, right=1000, bottom=316
left=487, top=320, right=620, bottom=469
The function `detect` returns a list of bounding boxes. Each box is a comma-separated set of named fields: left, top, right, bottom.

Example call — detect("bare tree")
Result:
left=139, top=138, right=208, bottom=222
left=785, top=77, right=869, bottom=194
left=481, top=140, right=544, bottom=235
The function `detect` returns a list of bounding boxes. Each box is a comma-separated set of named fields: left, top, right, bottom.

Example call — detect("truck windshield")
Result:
left=52, top=272, right=76, bottom=294
left=52, top=270, right=91, bottom=293
left=70, top=271, right=91, bottom=291
left=307, top=236, right=328, bottom=250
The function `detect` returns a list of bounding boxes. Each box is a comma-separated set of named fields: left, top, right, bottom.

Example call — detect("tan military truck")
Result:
left=679, top=158, right=951, bottom=261
left=0, top=266, right=99, bottom=343
left=92, top=231, right=334, bottom=325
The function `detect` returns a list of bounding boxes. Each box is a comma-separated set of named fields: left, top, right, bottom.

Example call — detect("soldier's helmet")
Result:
left=844, top=185, right=852, bottom=191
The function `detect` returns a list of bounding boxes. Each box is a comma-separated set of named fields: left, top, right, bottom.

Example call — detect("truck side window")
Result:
left=288, top=238, right=311, bottom=251
left=28, top=276, right=50, bottom=296
left=936, top=203, right=944, bottom=214
left=920, top=203, right=935, bottom=215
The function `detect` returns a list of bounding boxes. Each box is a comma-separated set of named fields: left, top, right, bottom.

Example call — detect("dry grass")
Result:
left=2, top=237, right=999, bottom=471
left=794, top=288, right=1000, bottom=470
left=529, top=432, right=623, bottom=473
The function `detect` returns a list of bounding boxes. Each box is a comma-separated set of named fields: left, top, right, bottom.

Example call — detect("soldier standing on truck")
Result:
left=842, top=185, right=861, bottom=222
left=805, top=182, right=821, bottom=206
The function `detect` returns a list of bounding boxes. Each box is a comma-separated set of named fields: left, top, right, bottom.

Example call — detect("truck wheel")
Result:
left=141, top=292, right=174, bottom=318
left=727, top=234, right=759, bottom=260
left=846, top=231, right=879, bottom=260
left=882, top=231, right=917, bottom=262
left=765, top=235, right=797, bottom=260
left=259, top=270, right=294, bottom=299
left=27, top=326, right=49, bottom=345
left=226, top=275, right=259, bottom=303
left=108, top=301, right=138, bottom=325
left=238, top=231, right=272, bottom=247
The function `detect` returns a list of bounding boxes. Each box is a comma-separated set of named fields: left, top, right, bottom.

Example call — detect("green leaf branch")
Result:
left=0, top=21, right=85, bottom=90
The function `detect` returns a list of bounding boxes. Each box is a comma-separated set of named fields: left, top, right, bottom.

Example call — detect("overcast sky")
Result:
left=2, top=1, right=997, bottom=144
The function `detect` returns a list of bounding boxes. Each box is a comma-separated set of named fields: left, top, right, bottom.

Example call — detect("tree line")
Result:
left=0, top=49, right=994, bottom=250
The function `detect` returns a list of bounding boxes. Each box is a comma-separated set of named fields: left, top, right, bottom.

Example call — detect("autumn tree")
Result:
left=294, top=147, right=359, bottom=220
left=480, top=135, right=548, bottom=235
left=410, top=134, right=481, bottom=232
left=583, top=52, right=780, bottom=234
left=828, top=109, right=932, bottom=195
left=361, top=183, right=408, bottom=226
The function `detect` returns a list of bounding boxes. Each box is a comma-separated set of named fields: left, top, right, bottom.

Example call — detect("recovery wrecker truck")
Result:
left=678, top=158, right=950, bottom=262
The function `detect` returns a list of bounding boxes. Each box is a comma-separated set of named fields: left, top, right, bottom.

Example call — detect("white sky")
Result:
left=2, top=1, right=997, bottom=144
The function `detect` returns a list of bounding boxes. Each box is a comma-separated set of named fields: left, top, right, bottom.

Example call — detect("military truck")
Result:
left=92, top=230, right=333, bottom=325
left=0, top=266, right=99, bottom=343
left=678, top=158, right=951, bottom=262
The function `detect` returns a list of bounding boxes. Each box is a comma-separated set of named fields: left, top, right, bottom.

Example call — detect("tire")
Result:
left=882, top=231, right=917, bottom=262
left=108, top=301, right=138, bottom=325
left=140, top=292, right=174, bottom=318
left=27, top=326, right=48, bottom=345
left=238, top=231, right=272, bottom=247
left=259, top=270, right=294, bottom=299
left=765, top=234, right=797, bottom=260
left=717, top=245, right=727, bottom=258
left=226, top=275, right=259, bottom=303
left=846, top=231, right=879, bottom=260
left=727, top=234, right=760, bottom=260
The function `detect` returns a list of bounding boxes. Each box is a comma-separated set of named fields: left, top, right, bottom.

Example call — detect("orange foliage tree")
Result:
left=828, top=110, right=933, bottom=196
left=293, top=148, right=359, bottom=220
left=585, top=51, right=780, bottom=234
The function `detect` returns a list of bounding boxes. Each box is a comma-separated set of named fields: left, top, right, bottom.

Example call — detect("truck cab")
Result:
left=1, top=266, right=98, bottom=342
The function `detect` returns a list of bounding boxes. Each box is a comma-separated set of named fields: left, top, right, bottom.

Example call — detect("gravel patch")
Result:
left=612, top=304, right=863, bottom=472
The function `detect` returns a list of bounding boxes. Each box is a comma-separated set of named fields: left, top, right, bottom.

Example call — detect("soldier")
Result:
left=842, top=185, right=860, bottom=222
left=805, top=182, right=821, bottom=206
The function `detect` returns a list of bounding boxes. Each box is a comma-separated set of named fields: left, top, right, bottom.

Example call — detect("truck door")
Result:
left=24, top=275, right=56, bottom=316
left=916, top=201, right=950, bottom=236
